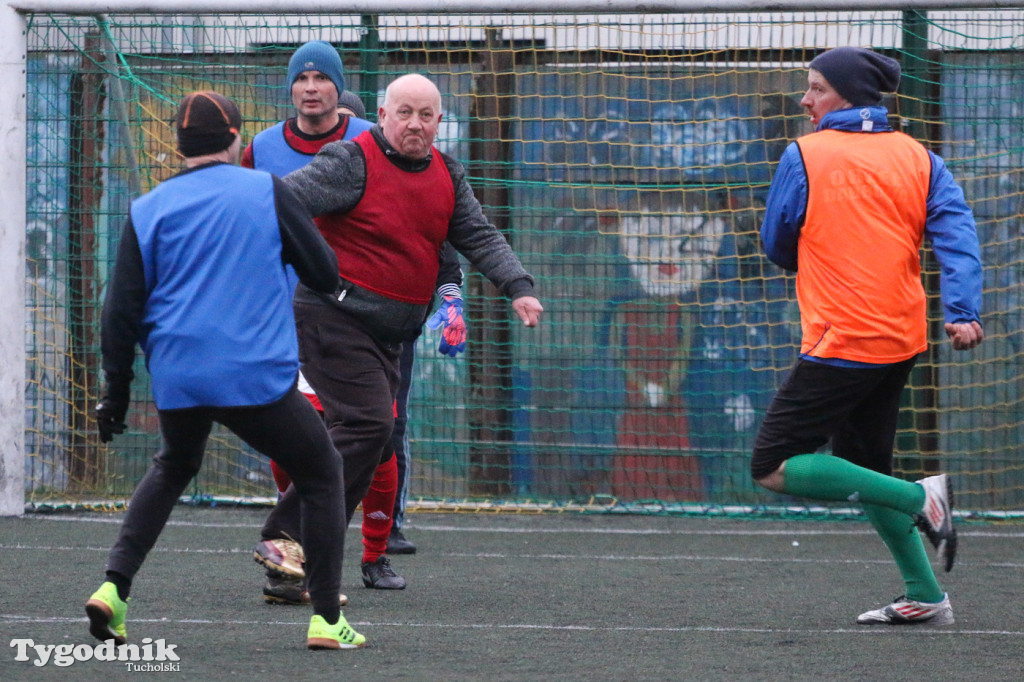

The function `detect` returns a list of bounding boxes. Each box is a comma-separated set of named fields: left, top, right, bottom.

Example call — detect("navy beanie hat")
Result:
left=286, top=41, right=345, bottom=97
left=337, top=90, right=367, bottom=119
left=809, top=47, right=901, bottom=106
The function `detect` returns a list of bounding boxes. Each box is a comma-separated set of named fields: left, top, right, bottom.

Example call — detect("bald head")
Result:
left=383, top=74, right=442, bottom=111
left=379, top=74, right=443, bottom=159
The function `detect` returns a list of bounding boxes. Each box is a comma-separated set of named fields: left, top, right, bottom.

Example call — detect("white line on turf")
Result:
left=1, top=614, right=1022, bottom=637
left=2, top=544, right=1023, bottom=568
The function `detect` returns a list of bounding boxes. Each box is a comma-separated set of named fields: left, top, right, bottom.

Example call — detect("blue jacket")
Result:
left=760, top=106, right=982, bottom=329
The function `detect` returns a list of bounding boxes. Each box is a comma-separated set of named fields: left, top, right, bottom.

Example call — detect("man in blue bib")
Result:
left=86, top=91, right=363, bottom=650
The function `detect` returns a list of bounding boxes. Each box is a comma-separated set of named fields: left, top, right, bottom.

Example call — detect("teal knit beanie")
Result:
left=286, top=41, right=345, bottom=97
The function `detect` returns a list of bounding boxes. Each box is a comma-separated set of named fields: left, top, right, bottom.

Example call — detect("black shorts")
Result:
left=750, top=355, right=917, bottom=479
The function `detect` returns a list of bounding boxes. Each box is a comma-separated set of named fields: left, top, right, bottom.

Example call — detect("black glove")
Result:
left=96, top=386, right=130, bottom=443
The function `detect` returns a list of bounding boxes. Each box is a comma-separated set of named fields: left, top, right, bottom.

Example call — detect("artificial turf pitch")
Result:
left=2, top=507, right=1022, bottom=681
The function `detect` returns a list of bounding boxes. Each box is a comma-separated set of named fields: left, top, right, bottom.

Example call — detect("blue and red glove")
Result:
left=426, top=295, right=466, bottom=357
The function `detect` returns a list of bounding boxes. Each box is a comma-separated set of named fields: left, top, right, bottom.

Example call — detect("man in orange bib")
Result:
left=753, top=47, right=984, bottom=627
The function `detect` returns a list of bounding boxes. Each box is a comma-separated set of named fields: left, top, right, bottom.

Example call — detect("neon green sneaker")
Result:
left=85, top=582, right=128, bottom=645
left=307, top=613, right=366, bottom=650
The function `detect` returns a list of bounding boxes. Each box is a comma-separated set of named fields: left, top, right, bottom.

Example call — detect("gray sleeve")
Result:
left=441, top=153, right=536, bottom=299
left=282, top=139, right=367, bottom=217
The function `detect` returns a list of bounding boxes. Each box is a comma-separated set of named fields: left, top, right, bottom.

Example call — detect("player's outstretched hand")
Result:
left=512, top=296, right=543, bottom=327
left=944, top=320, right=984, bottom=351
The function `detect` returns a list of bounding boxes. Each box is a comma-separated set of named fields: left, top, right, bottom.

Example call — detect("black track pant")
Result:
left=262, top=302, right=400, bottom=543
left=106, top=385, right=345, bottom=615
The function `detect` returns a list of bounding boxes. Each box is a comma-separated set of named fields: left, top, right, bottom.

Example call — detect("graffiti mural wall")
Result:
left=509, top=67, right=803, bottom=501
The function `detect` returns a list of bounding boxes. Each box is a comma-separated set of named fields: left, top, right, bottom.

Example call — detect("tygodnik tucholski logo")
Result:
left=10, top=637, right=181, bottom=670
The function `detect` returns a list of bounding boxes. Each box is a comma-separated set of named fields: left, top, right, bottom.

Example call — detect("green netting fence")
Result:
left=14, top=5, right=1024, bottom=516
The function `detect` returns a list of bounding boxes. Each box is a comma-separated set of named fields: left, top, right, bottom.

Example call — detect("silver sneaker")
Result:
left=914, top=474, right=957, bottom=572
left=857, top=594, right=954, bottom=626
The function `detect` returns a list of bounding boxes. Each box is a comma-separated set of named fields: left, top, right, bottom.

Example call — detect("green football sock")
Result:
left=781, top=453, right=926, bottom=516
left=863, top=503, right=944, bottom=604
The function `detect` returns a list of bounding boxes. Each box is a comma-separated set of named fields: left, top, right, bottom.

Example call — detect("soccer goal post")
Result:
left=4, top=1, right=1024, bottom=517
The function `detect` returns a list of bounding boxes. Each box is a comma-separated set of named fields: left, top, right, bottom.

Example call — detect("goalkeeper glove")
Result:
left=425, top=295, right=466, bottom=358
left=96, top=385, right=130, bottom=443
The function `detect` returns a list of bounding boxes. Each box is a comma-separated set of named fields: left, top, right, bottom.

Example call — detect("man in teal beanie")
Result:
left=286, top=40, right=345, bottom=99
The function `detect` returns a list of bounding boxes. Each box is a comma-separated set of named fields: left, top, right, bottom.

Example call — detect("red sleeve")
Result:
left=240, top=142, right=255, bottom=169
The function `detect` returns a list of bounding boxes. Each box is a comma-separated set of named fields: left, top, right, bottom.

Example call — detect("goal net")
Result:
left=16, top=6, right=1024, bottom=515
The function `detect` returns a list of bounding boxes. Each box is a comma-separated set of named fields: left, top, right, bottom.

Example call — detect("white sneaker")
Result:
left=857, top=594, right=954, bottom=626
left=915, top=474, right=957, bottom=572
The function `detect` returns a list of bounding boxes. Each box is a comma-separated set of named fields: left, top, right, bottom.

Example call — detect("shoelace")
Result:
left=286, top=543, right=304, bottom=565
